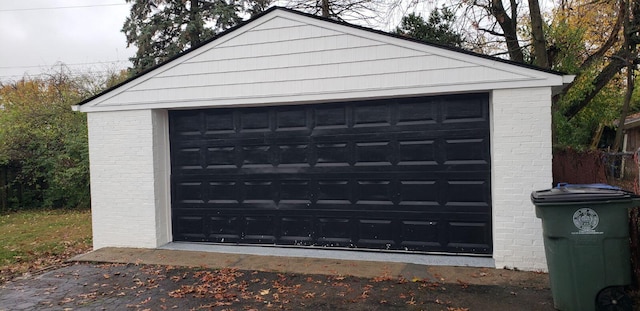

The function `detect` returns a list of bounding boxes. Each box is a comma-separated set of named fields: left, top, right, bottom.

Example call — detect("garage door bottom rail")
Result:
left=172, top=211, right=492, bottom=255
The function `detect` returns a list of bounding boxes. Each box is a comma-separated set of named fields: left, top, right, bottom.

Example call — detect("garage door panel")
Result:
left=205, top=111, right=235, bottom=133
left=444, top=180, right=490, bottom=205
left=354, top=141, right=393, bottom=165
left=356, top=180, right=394, bottom=203
left=279, top=144, right=310, bottom=165
left=276, top=108, right=309, bottom=131
left=206, top=146, right=237, bottom=167
left=171, top=209, right=491, bottom=253
left=280, top=217, right=314, bottom=244
left=280, top=180, right=312, bottom=202
left=400, top=220, right=441, bottom=248
left=315, top=142, right=351, bottom=165
left=175, top=182, right=205, bottom=203
left=352, top=103, right=391, bottom=127
left=173, top=215, right=207, bottom=240
left=208, top=215, right=242, bottom=242
left=446, top=219, right=492, bottom=252
left=173, top=172, right=490, bottom=208
left=174, top=165, right=488, bottom=175
left=316, top=217, right=354, bottom=246
left=357, top=219, right=395, bottom=246
left=244, top=215, right=277, bottom=243
left=173, top=108, right=488, bottom=142
left=443, top=138, right=490, bottom=164
left=170, top=94, right=492, bottom=254
left=172, top=111, right=202, bottom=136
left=397, top=101, right=438, bottom=125
left=314, top=105, right=348, bottom=129
left=239, top=109, right=270, bottom=131
left=442, top=96, right=489, bottom=123
left=173, top=147, right=203, bottom=168
left=173, top=135, right=489, bottom=169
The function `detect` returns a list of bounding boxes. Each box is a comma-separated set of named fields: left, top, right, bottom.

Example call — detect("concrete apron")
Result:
left=70, top=244, right=540, bottom=286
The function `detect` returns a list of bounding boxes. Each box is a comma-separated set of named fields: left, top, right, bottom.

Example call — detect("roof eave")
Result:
left=552, top=75, right=575, bottom=96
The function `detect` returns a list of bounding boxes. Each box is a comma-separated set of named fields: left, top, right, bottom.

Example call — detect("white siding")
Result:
left=491, top=87, right=552, bottom=271
left=79, top=10, right=564, bottom=113
left=88, top=110, right=170, bottom=249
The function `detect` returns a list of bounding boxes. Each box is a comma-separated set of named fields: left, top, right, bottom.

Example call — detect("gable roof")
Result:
left=75, top=6, right=573, bottom=113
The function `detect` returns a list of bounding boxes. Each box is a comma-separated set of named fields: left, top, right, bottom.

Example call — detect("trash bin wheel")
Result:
left=596, top=286, right=633, bottom=311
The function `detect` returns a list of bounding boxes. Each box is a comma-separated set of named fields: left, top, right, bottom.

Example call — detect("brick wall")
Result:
left=87, top=109, right=170, bottom=249
left=491, top=87, right=552, bottom=271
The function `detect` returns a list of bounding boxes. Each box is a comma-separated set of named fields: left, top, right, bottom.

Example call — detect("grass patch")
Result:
left=0, top=209, right=92, bottom=283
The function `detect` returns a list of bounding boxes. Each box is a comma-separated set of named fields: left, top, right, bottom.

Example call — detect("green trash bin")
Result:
left=531, top=184, right=637, bottom=311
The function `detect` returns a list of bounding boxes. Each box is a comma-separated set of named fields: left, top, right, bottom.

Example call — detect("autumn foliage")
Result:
left=0, top=70, right=126, bottom=211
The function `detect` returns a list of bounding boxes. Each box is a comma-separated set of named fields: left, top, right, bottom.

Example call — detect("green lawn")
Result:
left=0, top=209, right=92, bottom=282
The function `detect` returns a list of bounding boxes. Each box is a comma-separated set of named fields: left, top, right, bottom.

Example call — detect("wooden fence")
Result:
left=553, top=148, right=640, bottom=287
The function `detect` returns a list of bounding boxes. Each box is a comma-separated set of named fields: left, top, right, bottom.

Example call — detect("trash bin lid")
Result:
left=531, top=183, right=639, bottom=204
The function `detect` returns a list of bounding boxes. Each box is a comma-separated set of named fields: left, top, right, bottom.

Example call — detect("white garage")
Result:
left=74, top=7, right=572, bottom=271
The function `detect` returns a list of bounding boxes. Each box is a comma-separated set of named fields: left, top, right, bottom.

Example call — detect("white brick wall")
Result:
left=87, top=109, right=170, bottom=249
left=491, top=87, right=552, bottom=271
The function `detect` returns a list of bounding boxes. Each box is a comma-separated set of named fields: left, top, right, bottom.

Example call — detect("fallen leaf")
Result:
left=406, top=297, right=416, bottom=305
left=260, top=289, right=270, bottom=296
left=457, top=280, right=469, bottom=289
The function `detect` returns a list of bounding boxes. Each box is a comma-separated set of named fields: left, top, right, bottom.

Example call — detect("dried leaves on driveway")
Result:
left=2, top=263, right=555, bottom=311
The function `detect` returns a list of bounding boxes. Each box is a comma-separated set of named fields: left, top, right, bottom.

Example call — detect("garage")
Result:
left=75, top=7, right=573, bottom=270
left=170, top=94, right=491, bottom=254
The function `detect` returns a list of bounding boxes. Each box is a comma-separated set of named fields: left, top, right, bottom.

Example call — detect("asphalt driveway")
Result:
left=0, top=247, right=555, bottom=310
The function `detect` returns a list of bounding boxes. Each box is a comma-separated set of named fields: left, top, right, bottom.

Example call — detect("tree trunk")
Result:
left=562, top=48, right=629, bottom=120
left=490, top=0, right=524, bottom=62
left=613, top=66, right=634, bottom=151
left=528, top=0, right=549, bottom=68
left=613, top=0, right=636, bottom=152
left=322, top=0, right=330, bottom=17
left=189, top=0, right=201, bottom=46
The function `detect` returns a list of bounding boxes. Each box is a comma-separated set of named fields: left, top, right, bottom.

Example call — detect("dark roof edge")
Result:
left=76, top=6, right=568, bottom=108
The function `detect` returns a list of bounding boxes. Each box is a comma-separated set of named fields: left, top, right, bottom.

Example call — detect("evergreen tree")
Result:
left=395, top=8, right=464, bottom=48
left=122, top=0, right=270, bottom=74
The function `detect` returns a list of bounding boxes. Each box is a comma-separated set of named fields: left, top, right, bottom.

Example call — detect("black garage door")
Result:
left=169, top=94, right=492, bottom=254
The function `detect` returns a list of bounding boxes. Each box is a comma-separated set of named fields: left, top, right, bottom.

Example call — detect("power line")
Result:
left=0, top=3, right=128, bottom=12
left=0, top=60, right=131, bottom=70
left=0, top=70, right=128, bottom=80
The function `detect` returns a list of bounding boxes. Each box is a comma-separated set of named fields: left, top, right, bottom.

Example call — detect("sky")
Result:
left=0, top=0, right=135, bottom=82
